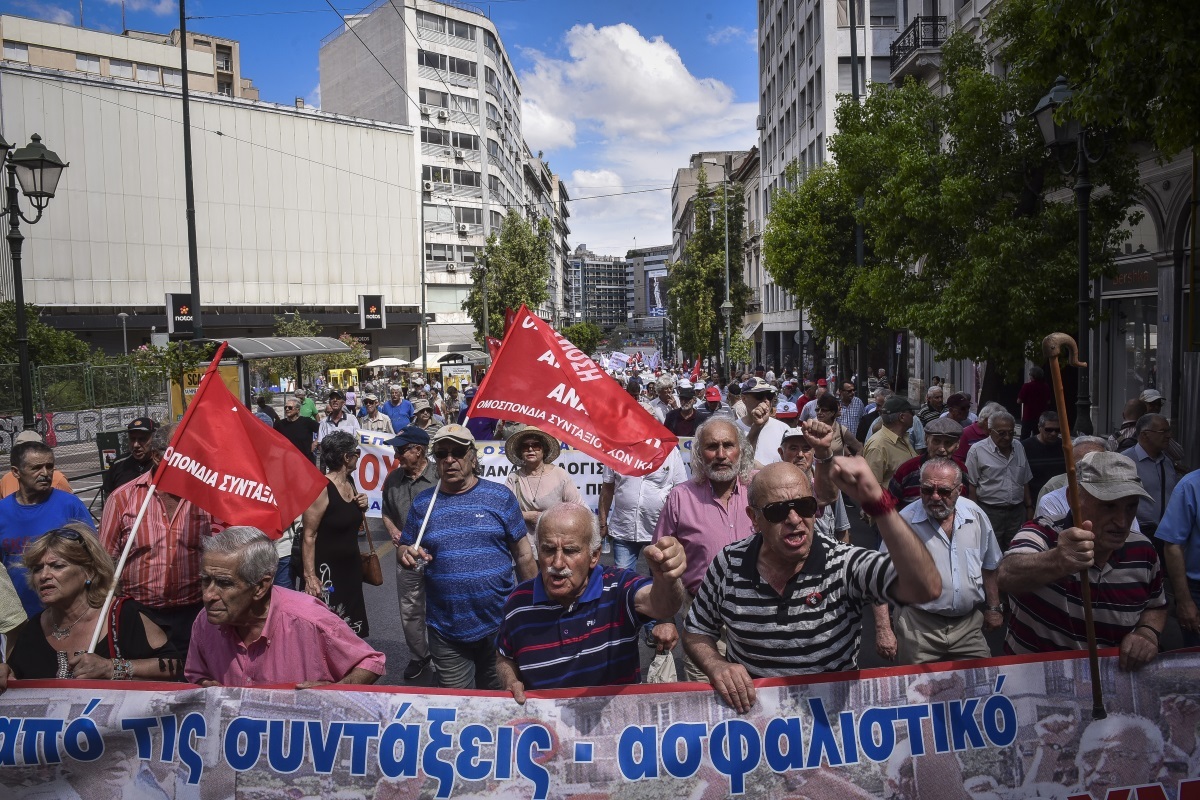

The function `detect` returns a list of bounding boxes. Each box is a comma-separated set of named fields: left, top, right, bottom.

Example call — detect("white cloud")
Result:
left=13, top=1, right=75, bottom=24
left=707, top=26, right=757, bottom=47
left=305, top=83, right=321, bottom=110
left=99, top=0, right=176, bottom=15
left=519, top=24, right=756, bottom=256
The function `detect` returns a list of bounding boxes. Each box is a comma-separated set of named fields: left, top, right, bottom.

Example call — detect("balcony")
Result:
left=890, top=16, right=947, bottom=83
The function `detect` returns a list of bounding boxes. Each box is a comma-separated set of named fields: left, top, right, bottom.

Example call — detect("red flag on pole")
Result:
left=468, top=306, right=678, bottom=476
left=485, top=336, right=503, bottom=361
left=151, top=343, right=328, bottom=538
left=503, top=308, right=517, bottom=335
left=690, top=357, right=703, bottom=383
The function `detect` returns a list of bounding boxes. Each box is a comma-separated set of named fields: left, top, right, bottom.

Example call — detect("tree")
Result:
left=256, top=314, right=367, bottom=385
left=993, top=0, right=1200, bottom=156
left=0, top=302, right=92, bottom=365
left=666, top=166, right=753, bottom=364
left=462, top=209, right=552, bottom=343
left=559, top=321, right=603, bottom=357
left=766, top=32, right=1140, bottom=377
left=129, top=340, right=216, bottom=411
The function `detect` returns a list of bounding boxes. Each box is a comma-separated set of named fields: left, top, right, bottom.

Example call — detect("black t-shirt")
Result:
left=274, top=416, right=320, bottom=463
left=663, top=408, right=708, bottom=437
left=102, top=453, right=153, bottom=494
left=1020, top=436, right=1067, bottom=499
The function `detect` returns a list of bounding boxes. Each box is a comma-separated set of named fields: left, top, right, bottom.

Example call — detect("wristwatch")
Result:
left=985, top=605, right=1004, bottom=613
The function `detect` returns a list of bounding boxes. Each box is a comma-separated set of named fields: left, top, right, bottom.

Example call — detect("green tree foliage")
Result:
left=129, top=340, right=217, bottom=411
left=325, top=333, right=369, bottom=372
left=559, top=321, right=603, bottom=356
left=258, top=314, right=367, bottom=383
left=765, top=32, right=1140, bottom=377
left=0, top=302, right=92, bottom=365
left=993, top=0, right=1200, bottom=155
left=666, top=167, right=753, bottom=361
left=463, top=209, right=552, bottom=342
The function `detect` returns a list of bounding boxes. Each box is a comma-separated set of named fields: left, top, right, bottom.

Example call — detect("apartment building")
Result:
left=627, top=244, right=672, bottom=350
left=320, top=0, right=570, bottom=344
left=0, top=14, right=258, bottom=99
left=568, top=245, right=627, bottom=331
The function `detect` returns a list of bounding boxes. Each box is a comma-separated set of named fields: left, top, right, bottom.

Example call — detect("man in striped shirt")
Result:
left=495, top=503, right=686, bottom=703
left=999, top=451, right=1166, bottom=671
left=683, top=458, right=941, bottom=712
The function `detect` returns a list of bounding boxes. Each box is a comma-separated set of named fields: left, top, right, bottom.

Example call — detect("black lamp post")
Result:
left=0, top=133, right=69, bottom=431
left=1033, top=76, right=1095, bottom=435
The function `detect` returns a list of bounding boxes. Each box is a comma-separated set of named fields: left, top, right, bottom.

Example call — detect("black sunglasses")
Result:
left=755, top=496, right=818, bottom=523
left=432, top=445, right=471, bottom=460
left=46, top=527, right=84, bottom=542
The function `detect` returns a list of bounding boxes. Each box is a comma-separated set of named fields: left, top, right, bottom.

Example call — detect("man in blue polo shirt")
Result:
left=495, top=502, right=687, bottom=703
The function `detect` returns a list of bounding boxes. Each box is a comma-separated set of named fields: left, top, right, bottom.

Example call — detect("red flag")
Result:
left=690, top=357, right=703, bottom=383
left=469, top=307, right=678, bottom=476
left=485, top=336, right=503, bottom=361
left=503, top=308, right=517, bottom=335
left=152, top=343, right=328, bottom=538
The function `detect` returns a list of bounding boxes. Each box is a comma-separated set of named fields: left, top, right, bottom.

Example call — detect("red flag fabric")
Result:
left=469, top=306, right=678, bottom=476
left=690, top=357, right=703, bottom=383
left=485, top=336, right=503, bottom=361
left=503, top=308, right=517, bottom=335
left=151, top=343, right=328, bottom=538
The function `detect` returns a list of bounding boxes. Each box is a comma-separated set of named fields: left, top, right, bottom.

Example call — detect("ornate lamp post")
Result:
left=0, top=133, right=69, bottom=431
left=1034, top=76, right=1097, bottom=434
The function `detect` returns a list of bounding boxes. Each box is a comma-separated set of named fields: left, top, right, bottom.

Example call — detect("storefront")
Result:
left=1099, top=257, right=1160, bottom=434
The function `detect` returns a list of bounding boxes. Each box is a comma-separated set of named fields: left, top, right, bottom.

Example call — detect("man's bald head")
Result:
left=748, top=461, right=812, bottom=507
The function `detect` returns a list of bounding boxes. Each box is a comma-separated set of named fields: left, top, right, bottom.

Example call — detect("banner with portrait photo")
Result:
left=2, top=649, right=1198, bottom=798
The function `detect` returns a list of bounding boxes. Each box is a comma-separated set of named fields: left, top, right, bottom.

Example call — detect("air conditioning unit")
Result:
left=442, top=148, right=453, bottom=158
left=422, top=180, right=435, bottom=192
left=454, top=149, right=465, bottom=160
left=446, top=262, right=457, bottom=272
left=756, top=114, right=766, bottom=130
left=437, top=109, right=448, bottom=120
left=457, top=223, right=469, bottom=234
left=420, top=105, right=430, bottom=116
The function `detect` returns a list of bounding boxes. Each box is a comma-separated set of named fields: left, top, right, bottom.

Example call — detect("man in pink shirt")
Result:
left=185, top=527, right=385, bottom=688
left=651, top=417, right=756, bottom=679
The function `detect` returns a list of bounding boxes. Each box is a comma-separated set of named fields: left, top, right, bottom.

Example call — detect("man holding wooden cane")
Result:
left=1000, top=451, right=1167, bottom=672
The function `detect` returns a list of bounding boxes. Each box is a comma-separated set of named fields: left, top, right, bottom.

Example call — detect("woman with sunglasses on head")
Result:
left=0, top=523, right=181, bottom=692
left=503, top=425, right=582, bottom=537
left=300, top=430, right=371, bottom=637
left=814, top=392, right=863, bottom=457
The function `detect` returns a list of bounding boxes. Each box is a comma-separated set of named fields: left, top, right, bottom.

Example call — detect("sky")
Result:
left=2, top=0, right=760, bottom=256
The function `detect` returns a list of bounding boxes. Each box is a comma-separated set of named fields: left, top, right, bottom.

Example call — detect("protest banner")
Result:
left=353, top=432, right=695, bottom=518
left=1, top=649, right=1197, bottom=798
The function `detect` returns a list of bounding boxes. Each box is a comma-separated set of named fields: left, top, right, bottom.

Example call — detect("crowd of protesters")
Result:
left=0, top=359, right=1195, bottom=747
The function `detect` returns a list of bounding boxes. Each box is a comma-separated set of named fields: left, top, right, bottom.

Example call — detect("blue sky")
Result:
left=5, top=0, right=760, bottom=256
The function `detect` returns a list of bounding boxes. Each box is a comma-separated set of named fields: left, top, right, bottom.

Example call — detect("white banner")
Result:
left=353, top=432, right=694, bottom=518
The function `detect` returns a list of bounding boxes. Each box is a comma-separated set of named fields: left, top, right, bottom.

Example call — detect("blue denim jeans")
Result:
left=274, top=556, right=292, bottom=589
left=611, top=539, right=647, bottom=573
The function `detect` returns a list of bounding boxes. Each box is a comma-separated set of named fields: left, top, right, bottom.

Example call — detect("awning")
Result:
left=406, top=351, right=490, bottom=370
left=742, top=320, right=763, bottom=339
left=208, top=337, right=352, bottom=360
left=364, top=357, right=410, bottom=368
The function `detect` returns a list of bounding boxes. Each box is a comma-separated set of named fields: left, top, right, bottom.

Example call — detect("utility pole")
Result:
left=849, top=0, right=867, bottom=399
left=179, top=0, right=203, bottom=339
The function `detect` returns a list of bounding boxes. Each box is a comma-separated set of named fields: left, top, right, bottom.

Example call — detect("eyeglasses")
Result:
left=992, top=430, right=1015, bottom=438
left=1042, top=427, right=1060, bottom=434
left=284, top=405, right=297, bottom=410
left=1079, top=748, right=1158, bottom=770
left=755, top=496, right=818, bottom=523
left=520, top=441, right=543, bottom=450
left=46, top=527, right=84, bottom=542
left=432, top=445, right=471, bottom=460
left=919, top=484, right=958, bottom=497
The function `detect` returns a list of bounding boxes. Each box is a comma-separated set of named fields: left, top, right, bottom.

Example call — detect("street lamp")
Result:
left=1034, top=75, right=1096, bottom=435
left=0, top=133, right=69, bottom=431
left=117, top=312, right=130, bottom=354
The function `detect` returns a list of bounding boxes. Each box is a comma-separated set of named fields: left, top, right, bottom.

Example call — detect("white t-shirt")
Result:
left=736, top=416, right=789, bottom=465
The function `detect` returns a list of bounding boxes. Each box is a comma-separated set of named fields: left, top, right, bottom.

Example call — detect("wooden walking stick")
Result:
left=1042, top=332, right=1107, bottom=720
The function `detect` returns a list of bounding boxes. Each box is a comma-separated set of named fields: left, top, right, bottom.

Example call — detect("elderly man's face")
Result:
left=329, top=395, right=345, bottom=412
left=537, top=509, right=600, bottom=606
left=989, top=419, right=1015, bottom=453
left=927, top=390, right=944, bottom=410
left=14, top=450, right=54, bottom=497
left=1079, top=490, right=1140, bottom=556
left=1078, top=723, right=1162, bottom=799
left=283, top=400, right=299, bottom=420
left=698, top=421, right=741, bottom=482
left=919, top=465, right=962, bottom=522
left=658, top=386, right=673, bottom=403
left=926, top=434, right=959, bottom=459
left=779, top=437, right=815, bottom=472
left=128, top=430, right=153, bottom=462
left=200, top=551, right=270, bottom=628
left=947, top=404, right=968, bottom=422
left=747, top=463, right=817, bottom=566
left=390, top=388, right=403, bottom=403
left=398, top=443, right=427, bottom=473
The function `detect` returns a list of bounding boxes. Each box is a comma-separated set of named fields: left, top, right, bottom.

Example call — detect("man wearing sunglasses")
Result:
left=1020, top=411, right=1066, bottom=500
left=397, top=424, right=536, bottom=690
left=736, top=377, right=787, bottom=466
left=682, top=457, right=941, bottom=712
left=874, top=458, right=1003, bottom=665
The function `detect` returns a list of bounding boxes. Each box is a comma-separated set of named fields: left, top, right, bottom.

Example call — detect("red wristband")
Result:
left=861, top=492, right=896, bottom=518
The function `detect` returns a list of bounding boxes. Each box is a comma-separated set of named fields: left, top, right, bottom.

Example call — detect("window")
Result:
left=871, top=0, right=898, bottom=27
left=418, top=50, right=447, bottom=70
left=217, top=80, right=232, bottom=96
left=417, top=11, right=444, bottom=32
left=425, top=243, right=452, bottom=262
left=447, top=56, right=476, bottom=78
left=419, top=88, right=449, bottom=108
left=487, top=139, right=501, bottom=157
left=486, top=102, right=501, bottom=122
left=488, top=175, right=502, bottom=193
left=215, top=45, right=232, bottom=73
left=421, top=127, right=450, bottom=146
left=3, top=42, right=28, bottom=63
left=484, top=31, right=500, bottom=56
left=453, top=94, right=478, bottom=114
left=76, top=54, right=101, bottom=74
left=452, top=132, right=479, bottom=150
left=137, top=64, right=160, bottom=82
left=163, top=68, right=182, bottom=87
left=836, top=0, right=864, bottom=27
left=423, top=165, right=452, bottom=183
left=109, top=58, right=133, bottom=79
left=490, top=210, right=504, bottom=229
left=454, top=206, right=482, bottom=225
left=485, top=66, right=500, bottom=89
left=454, top=169, right=481, bottom=187
left=460, top=245, right=480, bottom=264
left=447, top=19, right=476, bottom=40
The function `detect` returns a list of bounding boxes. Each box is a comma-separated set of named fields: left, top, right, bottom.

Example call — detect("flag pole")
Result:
left=87, top=484, right=157, bottom=653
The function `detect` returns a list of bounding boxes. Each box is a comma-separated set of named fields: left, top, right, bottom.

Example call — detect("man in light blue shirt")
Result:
left=1119, top=413, right=1178, bottom=536
left=1155, top=469, right=1200, bottom=646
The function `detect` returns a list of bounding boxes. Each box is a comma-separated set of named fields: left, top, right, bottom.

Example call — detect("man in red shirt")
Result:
left=1017, top=367, right=1052, bottom=441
